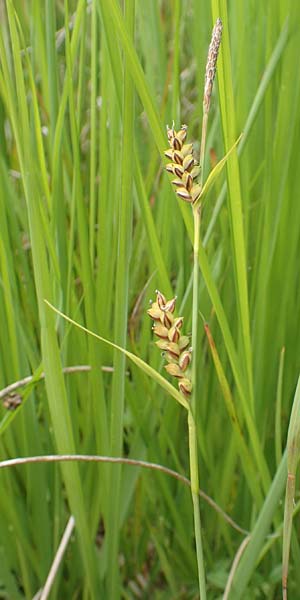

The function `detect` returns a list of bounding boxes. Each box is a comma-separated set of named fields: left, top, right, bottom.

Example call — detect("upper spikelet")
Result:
left=203, top=18, right=223, bottom=114
left=164, top=124, right=201, bottom=204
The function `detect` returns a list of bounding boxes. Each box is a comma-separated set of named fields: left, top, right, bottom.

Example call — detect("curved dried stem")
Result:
left=223, top=535, right=251, bottom=600
left=38, top=516, right=75, bottom=600
left=0, top=453, right=249, bottom=535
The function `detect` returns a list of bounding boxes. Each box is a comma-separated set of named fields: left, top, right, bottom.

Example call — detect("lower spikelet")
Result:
left=147, top=290, right=192, bottom=398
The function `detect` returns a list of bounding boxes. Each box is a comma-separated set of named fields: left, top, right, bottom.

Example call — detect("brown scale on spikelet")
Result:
left=147, top=290, right=192, bottom=398
left=164, top=124, right=201, bottom=205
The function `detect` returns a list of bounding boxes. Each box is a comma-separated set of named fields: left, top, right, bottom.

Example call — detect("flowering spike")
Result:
left=203, top=18, right=223, bottom=114
left=147, top=291, right=192, bottom=398
left=164, top=125, right=202, bottom=205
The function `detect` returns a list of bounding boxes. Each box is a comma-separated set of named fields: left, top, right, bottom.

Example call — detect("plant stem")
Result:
left=191, top=204, right=201, bottom=414
left=188, top=409, right=206, bottom=599
left=188, top=101, right=208, bottom=598
left=189, top=199, right=206, bottom=597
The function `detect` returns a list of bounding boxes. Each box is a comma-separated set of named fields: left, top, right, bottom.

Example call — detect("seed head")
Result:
left=203, top=18, right=223, bottom=114
left=164, top=125, right=201, bottom=205
left=147, top=290, right=192, bottom=398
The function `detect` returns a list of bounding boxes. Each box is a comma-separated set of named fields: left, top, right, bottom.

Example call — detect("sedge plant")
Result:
left=147, top=19, right=223, bottom=598
left=47, top=18, right=225, bottom=598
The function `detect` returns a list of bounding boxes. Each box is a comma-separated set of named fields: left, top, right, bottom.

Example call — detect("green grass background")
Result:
left=0, top=0, right=299, bottom=598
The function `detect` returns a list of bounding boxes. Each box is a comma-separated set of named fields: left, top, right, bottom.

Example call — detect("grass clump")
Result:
left=0, top=2, right=300, bottom=599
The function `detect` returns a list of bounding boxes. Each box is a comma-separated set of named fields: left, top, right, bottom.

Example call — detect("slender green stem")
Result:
left=275, top=346, right=285, bottom=467
left=190, top=194, right=205, bottom=598
left=188, top=409, right=206, bottom=600
left=106, top=1, right=135, bottom=596
left=89, top=0, right=97, bottom=262
left=188, top=99, right=210, bottom=598
left=191, top=204, right=201, bottom=414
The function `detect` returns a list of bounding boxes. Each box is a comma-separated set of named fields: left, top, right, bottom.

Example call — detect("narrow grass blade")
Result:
left=230, top=452, right=287, bottom=598
left=211, top=0, right=254, bottom=410
left=282, top=377, right=300, bottom=599
left=204, top=323, right=263, bottom=506
left=3, top=2, right=100, bottom=595
left=203, top=18, right=289, bottom=245
left=195, top=133, right=243, bottom=208
left=45, top=301, right=189, bottom=410
left=106, top=1, right=135, bottom=596
left=275, top=347, right=285, bottom=467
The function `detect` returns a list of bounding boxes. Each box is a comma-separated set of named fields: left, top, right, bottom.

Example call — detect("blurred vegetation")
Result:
left=0, top=0, right=299, bottom=598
